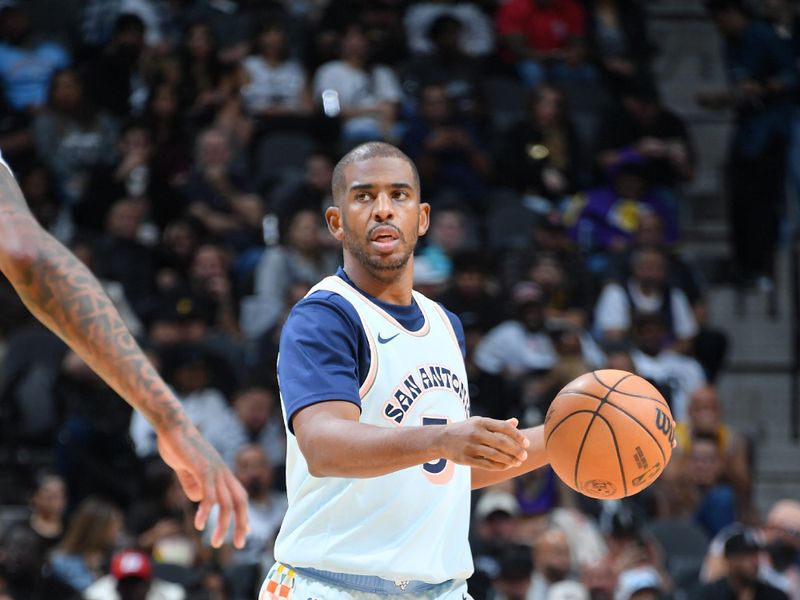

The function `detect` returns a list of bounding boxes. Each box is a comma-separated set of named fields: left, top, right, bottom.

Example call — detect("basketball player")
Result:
left=263, top=142, right=548, bottom=599
left=0, top=151, right=248, bottom=549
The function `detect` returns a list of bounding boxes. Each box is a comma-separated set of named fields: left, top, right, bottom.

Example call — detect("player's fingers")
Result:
left=505, top=418, right=531, bottom=448
left=485, top=418, right=528, bottom=448
left=470, top=455, right=513, bottom=471
left=194, top=475, right=217, bottom=533
left=475, top=444, right=522, bottom=468
left=228, top=473, right=250, bottom=549
left=486, top=432, right=529, bottom=463
left=175, top=468, right=203, bottom=503
left=211, top=478, right=233, bottom=549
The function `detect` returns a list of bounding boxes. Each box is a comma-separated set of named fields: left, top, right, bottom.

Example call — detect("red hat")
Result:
left=111, top=550, right=153, bottom=581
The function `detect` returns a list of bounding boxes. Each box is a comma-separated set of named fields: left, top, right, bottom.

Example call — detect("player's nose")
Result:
left=372, top=191, right=395, bottom=220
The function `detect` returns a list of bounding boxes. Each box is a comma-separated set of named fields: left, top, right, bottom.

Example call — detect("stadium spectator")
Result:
left=0, top=522, right=78, bottom=599
left=761, top=500, right=800, bottom=600
left=242, top=208, right=338, bottom=339
left=0, top=3, right=70, bottom=111
left=205, top=385, right=286, bottom=475
left=83, top=549, right=186, bottom=600
left=596, top=77, right=694, bottom=192
left=50, top=497, right=125, bottom=593
left=495, top=0, right=587, bottom=89
left=702, top=0, right=797, bottom=290
left=312, top=22, right=402, bottom=147
left=692, top=528, right=789, bottom=600
left=124, top=460, right=199, bottom=565
left=184, top=0, right=262, bottom=65
left=77, top=120, right=171, bottom=235
left=92, top=197, right=156, bottom=316
left=583, top=0, right=653, bottom=91
left=400, top=14, right=485, bottom=116
left=175, top=20, right=226, bottom=129
left=84, top=14, right=148, bottom=118
left=267, top=150, right=334, bottom=223
left=499, top=84, right=581, bottom=206
left=32, top=68, right=118, bottom=211
left=240, top=20, right=312, bottom=125
left=178, top=128, right=264, bottom=252
left=566, top=161, right=679, bottom=262
left=130, top=344, right=235, bottom=459
left=404, top=0, right=494, bottom=58
left=529, top=527, right=575, bottom=600
left=525, top=253, right=595, bottom=326
left=401, top=82, right=490, bottom=211
left=204, top=445, right=287, bottom=598
left=415, top=205, right=472, bottom=282
left=675, top=385, right=752, bottom=514
left=628, top=313, right=706, bottom=421
left=474, top=282, right=556, bottom=379
left=593, top=245, right=699, bottom=354
left=142, top=82, right=192, bottom=189
left=614, top=566, right=665, bottom=600
left=17, top=472, right=67, bottom=553
left=487, top=543, right=534, bottom=600
left=580, top=557, right=617, bottom=600
left=0, top=88, right=36, bottom=173
left=439, top=252, right=506, bottom=335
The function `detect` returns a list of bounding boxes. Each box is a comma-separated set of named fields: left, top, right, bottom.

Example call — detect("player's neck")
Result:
left=343, top=256, right=414, bottom=306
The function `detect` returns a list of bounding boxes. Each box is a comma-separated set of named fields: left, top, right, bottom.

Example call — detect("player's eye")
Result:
left=354, top=192, right=372, bottom=202
left=392, top=190, right=409, bottom=200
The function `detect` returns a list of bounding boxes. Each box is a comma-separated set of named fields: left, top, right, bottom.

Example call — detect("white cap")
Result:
left=615, top=566, right=662, bottom=600
left=548, top=581, right=589, bottom=600
left=475, top=491, right=521, bottom=520
left=413, top=256, right=448, bottom=286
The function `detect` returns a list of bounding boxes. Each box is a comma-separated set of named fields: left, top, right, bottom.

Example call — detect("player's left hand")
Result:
left=156, top=423, right=250, bottom=549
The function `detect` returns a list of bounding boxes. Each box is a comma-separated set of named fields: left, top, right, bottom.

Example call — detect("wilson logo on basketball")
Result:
left=654, top=408, right=675, bottom=445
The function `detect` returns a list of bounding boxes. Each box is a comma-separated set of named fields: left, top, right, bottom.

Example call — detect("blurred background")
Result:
left=0, top=0, right=798, bottom=599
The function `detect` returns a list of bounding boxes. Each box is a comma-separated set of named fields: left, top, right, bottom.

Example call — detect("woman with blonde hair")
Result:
left=49, top=497, right=124, bottom=593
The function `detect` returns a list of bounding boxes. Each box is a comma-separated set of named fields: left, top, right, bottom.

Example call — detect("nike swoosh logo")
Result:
left=377, top=332, right=400, bottom=344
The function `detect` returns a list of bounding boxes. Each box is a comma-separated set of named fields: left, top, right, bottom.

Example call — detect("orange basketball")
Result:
left=543, top=369, right=675, bottom=500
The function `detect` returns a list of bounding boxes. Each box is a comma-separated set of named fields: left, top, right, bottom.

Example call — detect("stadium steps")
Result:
left=647, top=3, right=800, bottom=515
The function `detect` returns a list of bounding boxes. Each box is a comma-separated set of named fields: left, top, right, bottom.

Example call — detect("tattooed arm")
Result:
left=0, top=158, right=248, bottom=548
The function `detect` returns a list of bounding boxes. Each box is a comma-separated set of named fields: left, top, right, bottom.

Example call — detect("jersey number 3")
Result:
left=422, top=416, right=455, bottom=484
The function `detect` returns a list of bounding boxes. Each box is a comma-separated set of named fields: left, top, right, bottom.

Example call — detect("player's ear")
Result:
left=418, top=202, right=430, bottom=237
left=325, top=205, right=344, bottom=241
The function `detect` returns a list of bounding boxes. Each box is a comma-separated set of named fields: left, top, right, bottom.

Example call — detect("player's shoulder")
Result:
left=283, top=288, right=363, bottom=338
left=436, top=302, right=464, bottom=332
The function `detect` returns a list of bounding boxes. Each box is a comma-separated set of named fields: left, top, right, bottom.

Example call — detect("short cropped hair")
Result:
left=331, top=142, right=420, bottom=204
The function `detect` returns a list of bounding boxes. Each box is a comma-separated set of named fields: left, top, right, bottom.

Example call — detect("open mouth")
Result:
left=369, top=227, right=400, bottom=242
left=369, top=227, right=401, bottom=253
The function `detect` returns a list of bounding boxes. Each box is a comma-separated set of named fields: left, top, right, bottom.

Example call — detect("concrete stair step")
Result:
left=715, top=372, right=794, bottom=441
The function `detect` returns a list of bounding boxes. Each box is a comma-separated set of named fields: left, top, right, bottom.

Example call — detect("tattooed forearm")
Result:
left=0, top=171, right=187, bottom=431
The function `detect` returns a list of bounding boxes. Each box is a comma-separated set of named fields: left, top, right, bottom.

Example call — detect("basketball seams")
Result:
left=590, top=371, right=669, bottom=407
left=545, top=409, right=597, bottom=445
left=600, top=399, right=668, bottom=463
left=555, top=390, right=669, bottom=464
left=572, top=374, right=632, bottom=496
left=557, top=387, right=668, bottom=408
left=596, top=411, right=628, bottom=498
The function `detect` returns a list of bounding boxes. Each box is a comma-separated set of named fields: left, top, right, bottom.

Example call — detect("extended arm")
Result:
left=292, top=401, right=529, bottom=478
left=0, top=159, right=248, bottom=548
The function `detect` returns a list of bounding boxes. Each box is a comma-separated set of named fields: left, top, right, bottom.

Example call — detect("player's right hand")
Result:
left=439, top=417, right=529, bottom=471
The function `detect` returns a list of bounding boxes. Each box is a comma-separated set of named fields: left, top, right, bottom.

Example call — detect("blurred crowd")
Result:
left=0, top=0, right=798, bottom=599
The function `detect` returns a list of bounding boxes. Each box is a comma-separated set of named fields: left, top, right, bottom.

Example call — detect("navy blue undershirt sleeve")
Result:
left=278, top=291, right=364, bottom=433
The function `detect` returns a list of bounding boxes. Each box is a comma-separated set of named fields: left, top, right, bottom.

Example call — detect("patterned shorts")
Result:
left=258, top=563, right=472, bottom=600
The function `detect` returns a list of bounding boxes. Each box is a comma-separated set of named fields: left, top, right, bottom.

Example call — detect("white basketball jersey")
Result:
left=274, top=276, right=473, bottom=584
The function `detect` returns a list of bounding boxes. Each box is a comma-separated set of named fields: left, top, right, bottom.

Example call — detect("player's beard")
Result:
left=343, top=220, right=417, bottom=283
